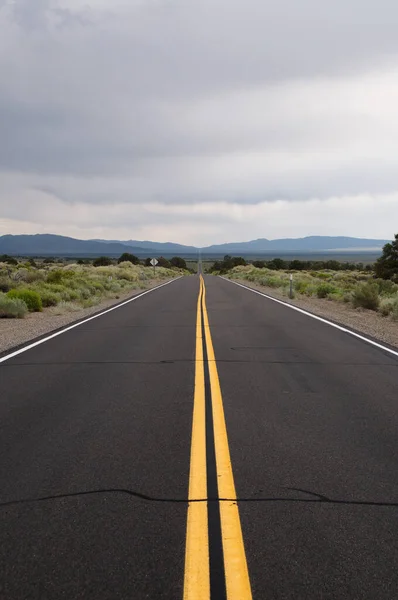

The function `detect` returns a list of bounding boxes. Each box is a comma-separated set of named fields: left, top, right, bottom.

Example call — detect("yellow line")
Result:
left=183, top=276, right=210, bottom=600
left=202, top=277, right=253, bottom=600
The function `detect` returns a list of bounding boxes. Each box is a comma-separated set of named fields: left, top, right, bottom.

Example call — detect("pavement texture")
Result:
left=1, top=274, right=398, bottom=599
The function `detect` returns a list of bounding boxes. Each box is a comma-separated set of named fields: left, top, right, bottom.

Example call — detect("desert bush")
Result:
left=352, top=283, right=380, bottom=311
left=259, top=275, right=283, bottom=288
left=379, top=296, right=398, bottom=317
left=47, top=269, right=75, bottom=283
left=118, top=253, right=139, bottom=265
left=0, top=263, right=176, bottom=313
left=7, top=289, right=43, bottom=312
left=0, top=293, right=28, bottom=318
left=0, top=255, right=18, bottom=265
left=39, top=290, right=61, bottom=307
left=46, top=270, right=64, bottom=284
left=327, top=291, right=345, bottom=302
left=170, top=256, right=187, bottom=269
left=374, top=278, right=398, bottom=295
left=93, top=256, right=113, bottom=267
left=0, top=276, right=12, bottom=292
left=50, top=301, right=81, bottom=315
left=316, top=283, right=337, bottom=298
left=294, top=280, right=311, bottom=294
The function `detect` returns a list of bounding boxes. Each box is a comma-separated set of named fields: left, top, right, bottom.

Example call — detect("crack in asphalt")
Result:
left=2, top=487, right=398, bottom=509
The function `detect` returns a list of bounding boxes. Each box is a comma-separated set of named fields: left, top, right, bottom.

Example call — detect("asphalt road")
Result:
left=1, top=274, right=398, bottom=599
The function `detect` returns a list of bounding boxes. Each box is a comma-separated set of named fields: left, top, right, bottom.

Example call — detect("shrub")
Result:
left=157, top=256, right=172, bottom=268
left=50, top=301, right=81, bottom=315
left=379, top=296, right=398, bottom=317
left=39, top=290, right=60, bottom=307
left=170, top=256, right=187, bottom=269
left=7, top=289, right=43, bottom=312
left=0, top=255, right=18, bottom=265
left=316, top=283, right=337, bottom=298
left=0, top=293, right=28, bottom=318
left=93, top=256, right=113, bottom=267
left=392, top=303, right=398, bottom=321
left=352, top=283, right=380, bottom=311
left=0, top=277, right=11, bottom=292
left=46, top=270, right=64, bottom=284
left=259, top=276, right=282, bottom=288
left=295, top=280, right=310, bottom=294
left=22, top=270, right=45, bottom=283
left=374, top=278, right=398, bottom=295
left=118, top=252, right=139, bottom=265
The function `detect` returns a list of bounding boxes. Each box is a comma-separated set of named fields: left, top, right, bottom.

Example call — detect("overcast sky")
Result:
left=0, top=0, right=397, bottom=245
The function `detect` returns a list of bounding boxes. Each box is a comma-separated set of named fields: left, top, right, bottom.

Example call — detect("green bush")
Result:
left=352, top=283, right=380, bottom=311
left=374, top=278, right=398, bottom=295
left=0, top=277, right=11, bottom=293
left=47, top=269, right=75, bottom=283
left=39, top=290, right=61, bottom=307
left=0, top=255, right=18, bottom=265
left=7, top=289, right=43, bottom=312
left=316, top=283, right=337, bottom=298
left=118, top=252, right=139, bottom=265
left=170, top=256, right=187, bottom=269
left=46, top=270, right=64, bottom=284
left=93, top=256, right=113, bottom=267
left=0, top=293, right=28, bottom=318
left=379, top=296, right=398, bottom=317
left=294, top=280, right=310, bottom=294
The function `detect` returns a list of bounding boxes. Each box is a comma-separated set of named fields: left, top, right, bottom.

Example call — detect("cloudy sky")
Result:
left=0, top=0, right=397, bottom=245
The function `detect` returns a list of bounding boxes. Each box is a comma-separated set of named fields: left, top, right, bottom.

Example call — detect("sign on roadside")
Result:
left=150, top=258, right=158, bottom=276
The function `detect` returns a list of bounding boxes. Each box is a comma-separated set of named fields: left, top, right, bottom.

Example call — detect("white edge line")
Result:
left=220, top=276, right=398, bottom=359
left=0, top=277, right=182, bottom=364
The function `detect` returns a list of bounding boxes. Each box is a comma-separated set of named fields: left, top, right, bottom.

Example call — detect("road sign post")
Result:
left=289, top=273, right=293, bottom=299
left=150, top=258, right=158, bottom=277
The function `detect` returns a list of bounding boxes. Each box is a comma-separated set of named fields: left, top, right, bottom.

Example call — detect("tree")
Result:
left=0, top=254, right=18, bottom=265
left=375, top=234, right=398, bottom=280
left=170, top=256, right=187, bottom=269
left=157, top=256, right=171, bottom=268
left=118, top=252, right=139, bottom=265
left=144, top=257, right=152, bottom=267
left=268, top=258, right=286, bottom=270
left=209, top=255, right=247, bottom=274
left=288, top=260, right=305, bottom=271
left=93, top=256, right=112, bottom=267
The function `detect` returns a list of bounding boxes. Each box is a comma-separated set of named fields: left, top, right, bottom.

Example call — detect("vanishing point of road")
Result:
left=1, top=272, right=398, bottom=599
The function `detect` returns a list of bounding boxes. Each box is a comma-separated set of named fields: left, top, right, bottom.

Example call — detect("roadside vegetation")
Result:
left=0, top=255, right=187, bottom=318
left=210, top=235, right=398, bottom=321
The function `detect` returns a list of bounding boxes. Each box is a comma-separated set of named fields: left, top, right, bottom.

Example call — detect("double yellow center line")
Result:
left=184, top=275, right=252, bottom=600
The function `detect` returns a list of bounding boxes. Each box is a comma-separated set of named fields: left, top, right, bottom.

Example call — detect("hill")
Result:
left=204, top=236, right=388, bottom=254
left=0, top=234, right=388, bottom=257
left=0, top=234, right=151, bottom=257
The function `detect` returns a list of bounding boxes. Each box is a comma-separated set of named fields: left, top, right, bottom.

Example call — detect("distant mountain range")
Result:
left=0, top=234, right=389, bottom=257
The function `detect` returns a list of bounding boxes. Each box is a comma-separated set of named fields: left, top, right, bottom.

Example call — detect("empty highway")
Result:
left=1, top=274, right=398, bottom=599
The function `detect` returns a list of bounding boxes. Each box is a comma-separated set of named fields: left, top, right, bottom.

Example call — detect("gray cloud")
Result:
left=0, top=0, right=398, bottom=242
